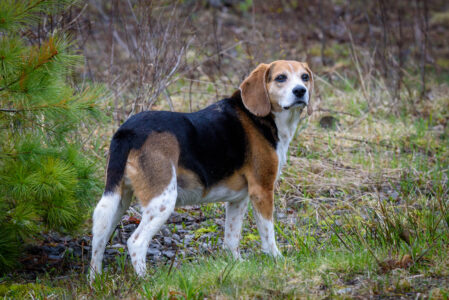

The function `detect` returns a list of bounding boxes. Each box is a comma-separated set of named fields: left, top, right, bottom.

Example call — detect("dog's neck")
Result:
left=272, top=108, right=304, bottom=174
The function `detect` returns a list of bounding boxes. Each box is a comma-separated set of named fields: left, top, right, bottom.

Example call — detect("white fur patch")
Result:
left=90, top=188, right=132, bottom=280
left=253, top=209, right=282, bottom=257
left=223, top=196, right=249, bottom=258
left=176, top=185, right=248, bottom=206
left=127, top=166, right=178, bottom=277
left=273, top=109, right=303, bottom=175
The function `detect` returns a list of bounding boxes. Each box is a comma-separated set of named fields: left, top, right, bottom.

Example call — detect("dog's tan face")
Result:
left=240, top=60, right=314, bottom=117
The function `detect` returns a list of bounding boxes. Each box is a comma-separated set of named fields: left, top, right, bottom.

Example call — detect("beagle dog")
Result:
left=90, top=60, right=314, bottom=279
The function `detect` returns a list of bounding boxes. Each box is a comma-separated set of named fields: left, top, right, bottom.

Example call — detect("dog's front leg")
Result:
left=249, top=186, right=282, bottom=257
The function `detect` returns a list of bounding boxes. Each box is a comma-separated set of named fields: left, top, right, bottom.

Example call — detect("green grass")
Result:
left=1, top=67, right=448, bottom=299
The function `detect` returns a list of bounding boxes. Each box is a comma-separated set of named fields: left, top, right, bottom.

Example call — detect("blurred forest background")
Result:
left=1, top=0, right=449, bottom=298
left=78, top=0, right=448, bottom=119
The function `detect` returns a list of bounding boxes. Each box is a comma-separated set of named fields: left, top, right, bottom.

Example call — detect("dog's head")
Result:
left=239, top=60, right=314, bottom=117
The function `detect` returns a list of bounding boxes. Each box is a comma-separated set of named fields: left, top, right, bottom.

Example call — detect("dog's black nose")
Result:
left=293, top=86, right=306, bottom=98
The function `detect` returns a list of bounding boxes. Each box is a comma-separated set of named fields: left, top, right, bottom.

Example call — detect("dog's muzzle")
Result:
left=283, top=86, right=308, bottom=110
left=283, top=98, right=308, bottom=110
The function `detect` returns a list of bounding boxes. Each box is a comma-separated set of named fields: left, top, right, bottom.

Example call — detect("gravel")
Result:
left=18, top=207, right=230, bottom=277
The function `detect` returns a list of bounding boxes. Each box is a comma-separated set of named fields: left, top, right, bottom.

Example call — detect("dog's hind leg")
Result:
left=89, top=182, right=133, bottom=280
left=127, top=166, right=177, bottom=277
left=224, top=196, right=249, bottom=259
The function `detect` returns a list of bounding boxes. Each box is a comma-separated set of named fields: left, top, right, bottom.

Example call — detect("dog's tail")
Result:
left=104, top=129, right=134, bottom=194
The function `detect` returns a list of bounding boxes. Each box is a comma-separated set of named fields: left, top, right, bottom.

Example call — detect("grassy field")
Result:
left=1, top=1, right=449, bottom=299
left=1, top=72, right=448, bottom=299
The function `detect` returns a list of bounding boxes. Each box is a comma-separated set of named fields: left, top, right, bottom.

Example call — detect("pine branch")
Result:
left=0, top=102, right=68, bottom=113
left=15, top=0, right=47, bottom=19
left=0, top=37, right=59, bottom=92
left=0, top=99, right=67, bottom=112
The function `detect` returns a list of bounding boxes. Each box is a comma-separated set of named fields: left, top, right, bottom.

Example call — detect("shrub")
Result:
left=0, top=0, right=105, bottom=272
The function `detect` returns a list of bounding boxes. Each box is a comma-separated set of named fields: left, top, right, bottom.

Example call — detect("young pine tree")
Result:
left=0, top=0, right=105, bottom=272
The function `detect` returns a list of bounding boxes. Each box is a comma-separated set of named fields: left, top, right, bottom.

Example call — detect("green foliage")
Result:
left=0, top=282, right=64, bottom=298
left=0, top=0, right=105, bottom=273
left=0, top=0, right=73, bottom=31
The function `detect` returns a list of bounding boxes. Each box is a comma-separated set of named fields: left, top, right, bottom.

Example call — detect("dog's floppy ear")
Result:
left=239, top=63, right=271, bottom=117
left=303, top=62, right=314, bottom=116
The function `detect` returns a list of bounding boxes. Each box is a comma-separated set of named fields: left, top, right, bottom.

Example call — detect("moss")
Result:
left=0, top=283, right=64, bottom=298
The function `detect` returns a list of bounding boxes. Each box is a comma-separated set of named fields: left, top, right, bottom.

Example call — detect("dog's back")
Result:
left=104, top=96, right=250, bottom=194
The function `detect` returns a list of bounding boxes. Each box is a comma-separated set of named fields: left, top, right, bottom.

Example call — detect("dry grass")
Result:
left=1, top=1, right=449, bottom=298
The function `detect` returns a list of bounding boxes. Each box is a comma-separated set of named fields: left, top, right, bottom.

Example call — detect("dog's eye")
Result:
left=275, top=74, right=287, bottom=82
left=301, top=73, right=310, bottom=82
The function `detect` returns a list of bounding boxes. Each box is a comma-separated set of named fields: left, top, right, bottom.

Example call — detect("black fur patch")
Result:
left=104, top=92, right=278, bottom=192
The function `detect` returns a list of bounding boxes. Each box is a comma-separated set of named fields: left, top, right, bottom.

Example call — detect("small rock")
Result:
left=147, top=247, right=161, bottom=256
left=48, top=254, right=62, bottom=260
left=162, top=250, right=175, bottom=258
left=105, top=248, right=120, bottom=256
left=124, top=224, right=137, bottom=231
left=164, top=237, right=173, bottom=245
left=54, top=245, right=66, bottom=253
left=168, top=212, right=182, bottom=223
left=63, top=235, right=72, bottom=242
left=336, top=287, right=353, bottom=295
left=432, top=125, right=444, bottom=133
left=160, top=227, right=171, bottom=236
left=49, top=233, right=63, bottom=242
left=42, top=245, right=60, bottom=256
left=79, top=236, right=90, bottom=244
left=183, top=234, right=194, bottom=245
left=319, top=115, right=339, bottom=129
left=277, top=212, right=286, bottom=219
left=215, top=219, right=225, bottom=226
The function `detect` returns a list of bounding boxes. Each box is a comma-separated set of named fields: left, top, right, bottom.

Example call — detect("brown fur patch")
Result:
left=176, top=167, right=202, bottom=190
left=237, top=108, right=278, bottom=220
left=222, top=171, right=247, bottom=191
left=239, top=64, right=271, bottom=117
left=125, top=132, right=180, bottom=206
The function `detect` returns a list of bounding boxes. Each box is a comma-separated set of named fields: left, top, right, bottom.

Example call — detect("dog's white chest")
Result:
left=176, top=185, right=248, bottom=207
left=273, top=109, right=302, bottom=175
